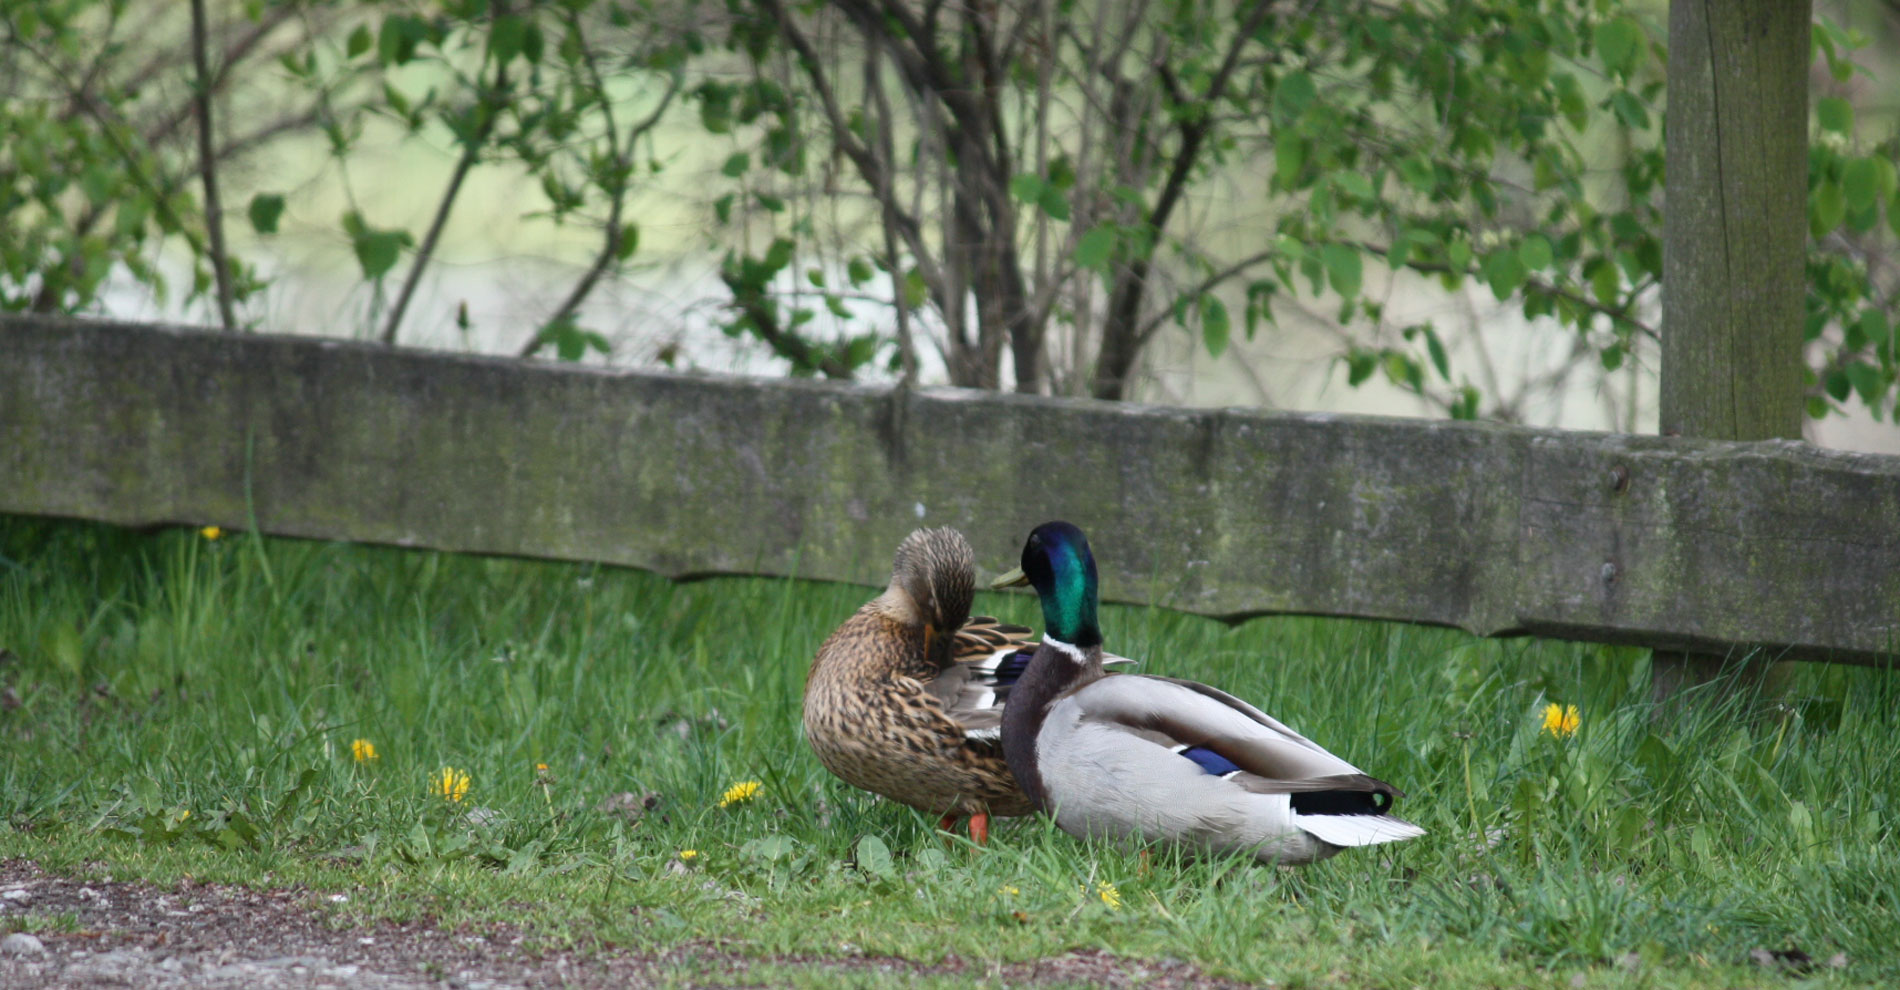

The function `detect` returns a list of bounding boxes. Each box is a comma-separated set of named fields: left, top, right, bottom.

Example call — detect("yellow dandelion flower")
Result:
left=1542, top=703, right=1581, bottom=738
left=1097, top=882, right=1122, bottom=910
left=718, top=780, right=762, bottom=808
left=350, top=738, right=379, bottom=763
left=435, top=766, right=471, bottom=802
left=200, top=526, right=223, bottom=541
left=679, top=849, right=699, bottom=860
left=535, top=762, right=549, bottom=773
left=999, top=885, right=1020, bottom=896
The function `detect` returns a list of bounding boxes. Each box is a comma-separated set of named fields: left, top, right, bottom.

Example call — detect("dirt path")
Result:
left=1, top=860, right=1251, bottom=989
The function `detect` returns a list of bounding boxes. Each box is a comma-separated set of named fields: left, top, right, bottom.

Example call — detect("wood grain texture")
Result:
left=1661, top=0, right=1810, bottom=442
left=4, top=316, right=1896, bottom=664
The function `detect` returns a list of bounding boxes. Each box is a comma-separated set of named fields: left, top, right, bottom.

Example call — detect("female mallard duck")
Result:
left=802, top=527, right=1046, bottom=842
left=994, top=521, right=1424, bottom=865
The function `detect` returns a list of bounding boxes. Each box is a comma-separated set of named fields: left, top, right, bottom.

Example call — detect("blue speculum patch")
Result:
left=1178, top=745, right=1242, bottom=777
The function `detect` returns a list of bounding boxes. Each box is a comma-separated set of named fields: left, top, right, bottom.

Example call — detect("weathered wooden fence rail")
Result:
left=4, top=315, right=1897, bottom=664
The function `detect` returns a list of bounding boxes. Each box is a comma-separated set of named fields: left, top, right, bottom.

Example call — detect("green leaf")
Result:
left=346, top=24, right=372, bottom=58
left=1812, top=181, right=1846, bottom=237
left=846, top=257, right=874, bottom=286
left=521, top=20, right=544, bottom=63
left=1842, top=156, right=1882, bottom=213
left=377, top=16, right=421, bottom=66
left=1608, top=90, right=1649, bottom=130
left=721, top=152, right=750, bottom=178
left=1321, top=244, right=1362, bottom=299
left=1382, top=351, right=1422, bottom=390
left=1451, top=385, right=1482, bottom=420
left=844, top=335, right=878, bottom=369
left=1397, top=157, right=1434, bottom=194
left=615, top=224, right=640, bottom=260
left=855, top=835, right=893, bottom=879
left=1600, top=343, right=1624, bottom=371
left=1554, top=73, right=1589, bottom=131
left=1345, top=349, right=1376, bottom=387
left=1201, top=295, right=1230, bottom=359
left=1482, top=250, right=1525, bottom=301
left=1333, top=172, right=1375, bottom=201
left=1422, top=325, right=1450, bottom=380
left=1844, top=362, right=1884, bottom=406
left=114, top=195, right=152, bottom=238
left=1590, top=260, right=1621, bottom=305
left=1446, top=237, right=1473, bottom=273
left=743, top=834, right=796, bottom=863
left=1074, top=226, right=1117, bottom=271
left=697, top=82, right=733, bottom=134
left=1272, top=71, right=1316, bottom=126
left=489, top=16, right=527, bottom=64
left=1037, top=186, right=1071, bottom=222
left=763, top=238, right=795, bottom=272
left=1824, top=369, right=1851, bottom=402
left=1593, top=18, right=1645, bottom=79
left=1817, top=97, right=1854, bottom=135
left=247, top=194, right=285, bottom=235
left=1854, top=308, right=1889, bottom=352
left=1009, top=173, right=1048, bottom=204
left=1876, top=157, right=1899, bottom=202
left=343, top=211, right=412, bottom=280
left=1518, top=234, right=1554, bottom=272
left=1273, top=137, right=1307, bottom=189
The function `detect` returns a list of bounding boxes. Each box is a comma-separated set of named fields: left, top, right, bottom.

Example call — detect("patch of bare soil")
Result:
left=0, top=860, right=1255, bottom=989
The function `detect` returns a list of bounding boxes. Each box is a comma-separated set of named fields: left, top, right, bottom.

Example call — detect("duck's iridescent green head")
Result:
left=1016, top=521, right=1101, bottom=648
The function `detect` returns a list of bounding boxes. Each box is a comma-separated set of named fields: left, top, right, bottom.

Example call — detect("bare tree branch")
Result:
left=521, top=13, right=683, bottom=359
left=190, top=0, right=238, bottom=331
left=866, top=40, right=916, bottom=384
left=1091, top=0, right=1277, bottom=399
left=760, top=0, right=952, bottom=331
left=380, top=58, right=510, bottom=346
left=1347, top=240, right=1660, bottom=342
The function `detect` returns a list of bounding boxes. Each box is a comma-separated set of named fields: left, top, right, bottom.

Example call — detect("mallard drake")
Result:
left=994, top=521, right=1424, bottom=865
left=801, top=527, right=1045, bottom=842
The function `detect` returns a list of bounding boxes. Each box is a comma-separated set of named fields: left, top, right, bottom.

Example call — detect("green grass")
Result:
left=2, top=516, right=1896, bottom=988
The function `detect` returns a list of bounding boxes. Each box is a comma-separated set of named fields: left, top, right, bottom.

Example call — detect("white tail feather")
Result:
left=1293, top=814, right=1426, bottom=848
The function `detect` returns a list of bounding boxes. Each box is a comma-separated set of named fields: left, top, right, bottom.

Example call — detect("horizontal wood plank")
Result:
left=4, top=315, right=1896, bottom=664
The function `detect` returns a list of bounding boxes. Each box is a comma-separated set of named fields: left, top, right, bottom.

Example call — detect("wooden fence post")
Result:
left=1655, top=0, right=1812, bottom=698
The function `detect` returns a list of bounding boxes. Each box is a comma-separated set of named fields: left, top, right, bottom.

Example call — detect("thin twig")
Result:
left=379, top=57, right=509, bottom=346
left=865, top=40, right=915, bottom=385
left=190, top=0, right=238, bottom=331
left=521, top=14, right=682, bottom=359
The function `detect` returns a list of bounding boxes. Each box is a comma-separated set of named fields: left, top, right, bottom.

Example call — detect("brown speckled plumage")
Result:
left=803, top=528, right=1036, bottom=821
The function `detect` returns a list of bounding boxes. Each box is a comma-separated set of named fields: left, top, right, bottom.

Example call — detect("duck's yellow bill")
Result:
left=989, top=567, right=1029, bottom=590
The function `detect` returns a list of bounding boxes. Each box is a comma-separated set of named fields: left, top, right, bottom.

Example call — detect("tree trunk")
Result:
left=1091, top=258, right=1149, bottom=400
left=1654, top=0, right=1810, bottom=702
